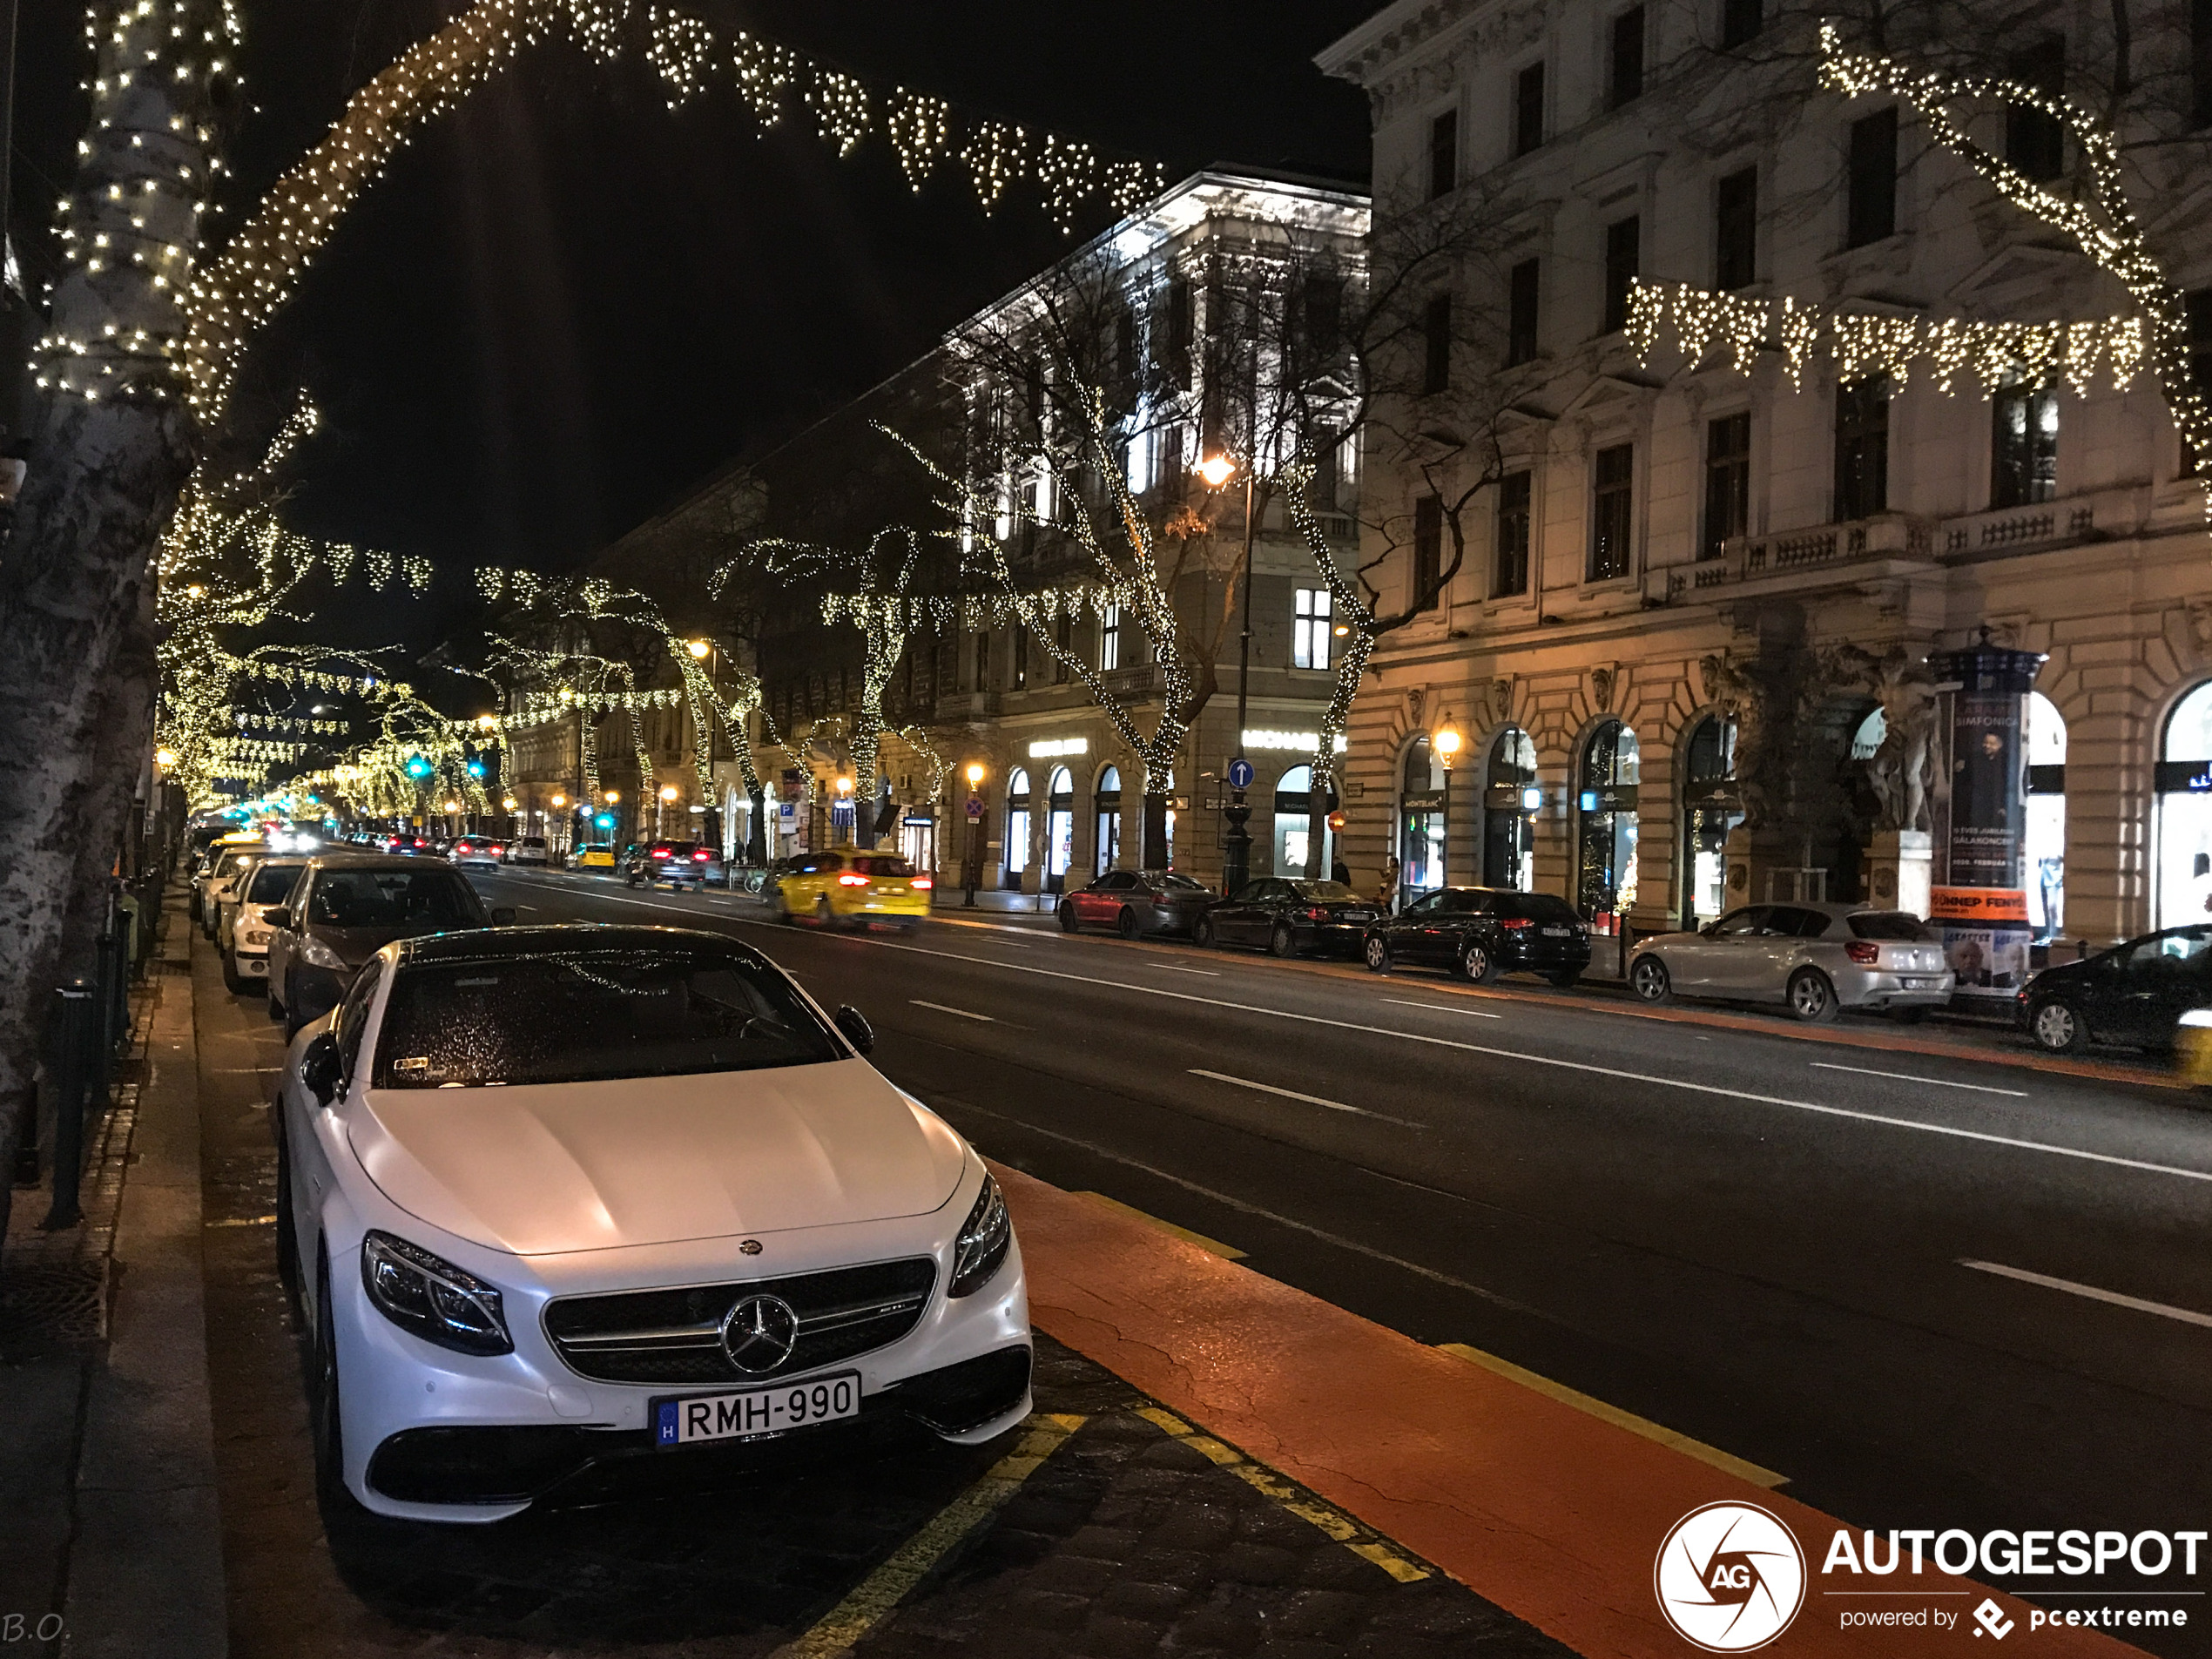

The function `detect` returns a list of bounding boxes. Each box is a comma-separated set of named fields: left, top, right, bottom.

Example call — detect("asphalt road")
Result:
left=466, top=867, right=2212, bottom=1652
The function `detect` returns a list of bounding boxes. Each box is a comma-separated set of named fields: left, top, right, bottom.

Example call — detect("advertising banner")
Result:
left=1929, top=637, right=2046, bottom=997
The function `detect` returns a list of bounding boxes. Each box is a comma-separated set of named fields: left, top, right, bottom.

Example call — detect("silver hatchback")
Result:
left=1628, top=902, right=1953, bottom=1022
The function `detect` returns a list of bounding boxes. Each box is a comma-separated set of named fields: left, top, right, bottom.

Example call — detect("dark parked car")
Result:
left=1363, top=887, right=1593, bottom=985
left=619, top=839, right=719, bottom=888
left=1057, top=870, right=1216, bottom=939
left=1194, top=879, right=1381, bottom=958
left=2018, top=923, right=2212, bottom=1054
left=264, top=857, right=512, bottom=1037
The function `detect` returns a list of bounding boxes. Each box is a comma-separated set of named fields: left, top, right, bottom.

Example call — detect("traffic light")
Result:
left=466, top=760, right=485, bottom=779
left=405, top=755, right=431, bottom=779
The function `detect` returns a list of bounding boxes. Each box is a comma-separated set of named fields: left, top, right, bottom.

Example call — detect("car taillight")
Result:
left=838, top=873, right=869, bottom=887
left=692, top=850, right=709, bottom=860
left=912, top=875, right=933, bottom=890
left=489, top=844, right=505, bottom=854
left=1498, top=916, right=1534, bottom=930
left=1845, top=941, right=1881, bottom=965
left=1305, top=906, right=1330, bottom=921
left=651, top=846, right=671, bottom=859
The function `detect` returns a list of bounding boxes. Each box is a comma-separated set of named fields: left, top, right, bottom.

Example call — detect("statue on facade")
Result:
left=1829, top=643, right=1938, bottom=833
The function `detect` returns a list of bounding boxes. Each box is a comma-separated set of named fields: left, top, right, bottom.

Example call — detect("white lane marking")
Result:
left=912, top=1000, right=995, bottom=1023
left=1382, top=998, right=1503, bottom=1020
left=1188, top=1069, right=1415, bottom=1127
left=1959, top=1260, right=2212, bottom=1329
left=858, top=939, right=2212, bottom=1186
left=1811, top=1062, right=2027, bottom=1098
left=1152, top=962, right=1221, bottom=977
left=487, top=877, right=2204, bottom=1186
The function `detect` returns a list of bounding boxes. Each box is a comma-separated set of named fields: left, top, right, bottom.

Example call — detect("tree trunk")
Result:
left=0, top=2, right=226, bottom=1266
left=1142, top=792, right=1170, bottom=871
left=746, top=785, right=768, bottom=864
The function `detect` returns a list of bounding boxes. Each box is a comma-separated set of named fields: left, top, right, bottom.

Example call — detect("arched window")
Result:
left=1482, top=726, right=1538, bottom=891
left=1271, top=764, right=1336, bottom=877
left=1045, top=767, right=1075, bottom=892
left=1399, top=736, right=1447, bottom=903
left=2025, top=691, right=2067, bottom=939
left=1005, top=767, right=1031, bottom=883
left=1575, top=722, right=1640, bottom=928
left=1094, top=765, right=1122, bottom=875
left=1682, top=714, right=1741, bottom=929
left=2155, top=684, right=2212, bottom=927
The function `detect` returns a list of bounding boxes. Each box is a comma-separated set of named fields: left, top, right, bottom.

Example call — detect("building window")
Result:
left=1514, top=62, right=1545, bottom=156
left=2006, top=38, right=2066, bottom=182
left=1589, top=444, right=1634, bottom=581
left=1162, top=277, right=1193, bottom=388
left=1156, top=421, right=1184, bottom=494
left=1991, top=383, right=2059, bottom=507
left=1507, top=259, right=1541, bottom=366
left=1602, top=216, right=1640, bottom=334
left=1846, top=108, right=1898, bottom=247
left=1303, top=273, right=1342, bottom=361
left=1012, top=624, right=1028, bottom=690
left=1053, top=616, right=1073, bottom=683
left=1703, top=412, right=1751, bottom=559
left=1413, top=495, right=1445, bottom=610
left=1610, top=7, right=1645, bottom=107
left=1422, top=292, right=1453, bottom=394
left=1099, top=603, right=1121, bottom=671
left=1716, top=167, right=1757, bottom=290
left=1834, top=377, right=1890, bottom=521
left=2187, top=290, right=2212, bottom=475
left=1495, top=469, right=1532, bottom=597
left=2196, top=0, right=2212, bottom=128
left=973, top=632, right=990, bottom=691
left=1428, top=108, right=1459, bottom=199
left=1722, top=0, right=1762, bottom=48
left=1294, top=588, right=1333, bottom=670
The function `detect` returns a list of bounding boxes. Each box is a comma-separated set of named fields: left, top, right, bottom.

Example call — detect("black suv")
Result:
left=1363, top=887, right=1592, bottom=986
left=2018, top=923, right=2212, bottom=1054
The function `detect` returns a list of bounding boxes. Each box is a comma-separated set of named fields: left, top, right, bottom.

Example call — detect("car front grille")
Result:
left=543, top=1257, right=938, bottom=1386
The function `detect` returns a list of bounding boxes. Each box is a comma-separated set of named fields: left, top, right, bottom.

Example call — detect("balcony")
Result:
left=937, top=691, right=1001, bottom=723
left=1100, top=664, right=1160, bottom=701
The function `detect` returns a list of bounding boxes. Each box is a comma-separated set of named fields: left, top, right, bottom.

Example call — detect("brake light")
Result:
left=1304, top=906, right=1330, bottom=921
left=838, top=873, right=869, bottom=887
left=912, top=875, right=933, bottom=890
left=692, top=849, right=709, bottom=860
left=651, top=846, right=671, bottom=859
left=1844, top=941, right=1881, bottom=965
left=490, top=845, right=505, bottom=854
left=1498, top=916, right=1534, bottom=930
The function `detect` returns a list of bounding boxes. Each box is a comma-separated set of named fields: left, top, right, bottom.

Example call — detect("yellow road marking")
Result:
left=772, top=1413, right=1086, bottom=1659
left=1435, top=1343, right=1788, bottom=1488
left=1135, top=1406, right=1430, bottom=1582
left=1076, top=1192, right=1247, bottom=1259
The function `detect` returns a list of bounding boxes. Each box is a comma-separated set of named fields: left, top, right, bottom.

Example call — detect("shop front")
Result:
left=1482, top=726, right=1538, bottom=891
left=1399, top=735, right=1447, bottom=908
left=1680, top=714, right=1741, bottom=931
left=1575, top=721, right=1639, bottom=935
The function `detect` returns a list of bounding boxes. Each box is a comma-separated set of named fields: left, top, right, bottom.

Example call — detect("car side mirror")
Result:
left=267, top=907, right=293, bottom=931
left=300, top=1031, right=342, bottom=1107
left=833, top=1005, right=875, bottom=1055
left=490, top=907, right=516, bottom=926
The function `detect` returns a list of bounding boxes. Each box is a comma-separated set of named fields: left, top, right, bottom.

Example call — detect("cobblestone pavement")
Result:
left=193, top=934, right=1571, bottom=1658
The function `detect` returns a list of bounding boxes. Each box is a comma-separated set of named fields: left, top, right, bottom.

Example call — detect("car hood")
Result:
left=348, top=1059, right=968, bottom=1256
left=1639, top=930, right=1709, bottom=948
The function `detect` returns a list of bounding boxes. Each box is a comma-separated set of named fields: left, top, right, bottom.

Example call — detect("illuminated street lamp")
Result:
left=1433, top=724, right=1463, bottom=769
left=658, top=783, right=679, bottom=835
left=685, top=639, right=711, bottom=660
left=962, top=763, right=987, bottom=907
left=1197, top=453, right=1236, bottom=489
left=1199, top=450, right=1263, bottom=892
left=153, top=748, right=177, bottom=769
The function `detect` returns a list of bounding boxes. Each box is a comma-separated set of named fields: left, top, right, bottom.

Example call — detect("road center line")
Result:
left=1959, top=1259, right=2212, bottom=1328
left=1382, top=998, right=1503, bottom=1020
left=1189, top=1068, right=1410, bottom=1124
left=1153, top=963, right=1221, bottom=976
left=1811, top=1062, right=2027, bottom=1097
left=911, top=1000, right=994, bottom=1023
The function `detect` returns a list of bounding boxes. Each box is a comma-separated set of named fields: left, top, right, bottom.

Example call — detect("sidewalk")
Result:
left=0, top=898, right=225, bottom=1659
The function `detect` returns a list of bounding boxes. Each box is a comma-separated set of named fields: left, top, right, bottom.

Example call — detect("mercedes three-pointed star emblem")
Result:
left=720, top=1293, right=799, bottom=1374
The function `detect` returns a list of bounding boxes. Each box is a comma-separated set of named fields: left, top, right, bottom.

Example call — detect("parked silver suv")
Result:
left=1628, top=902, right=1953, bottom=1022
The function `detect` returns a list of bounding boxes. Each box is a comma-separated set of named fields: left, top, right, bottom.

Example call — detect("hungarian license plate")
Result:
left=1903, top=977, right=1939, bottom=990
left=1541, top=926, right=1571, bottom=937
left=652, top=1372, right=860, bottom=1447
left=1343, top=911, right=1374, bottom=923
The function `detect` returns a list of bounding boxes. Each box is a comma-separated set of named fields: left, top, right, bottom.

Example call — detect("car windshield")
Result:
left=213, top=846, right=266, bottom=878
left=1848, top=913, right=1933, bottom=941
left=245, top=865, right=301, bottom=905
left=1288, top=881, right=1360, bottom=902
left=310, top=868, right=482, bottom=929
left=853, top=854, right=914, bottom=877
left=371, top=946, right=842, bottom=1088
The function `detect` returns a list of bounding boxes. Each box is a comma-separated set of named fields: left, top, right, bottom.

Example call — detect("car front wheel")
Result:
left=1364, top=936, right=1392, bottom=974
left=1269, top=923, right=1298, bottom=959
left=1116, top=907, right=1141, bottom=941
left=1191, top=914, right=1215, bottom=948
left=2028, top=998, right=2087, bottom=1054
left=309, top=1257, right=361, bottom=1515
left=1058, top=902, right=1078, bottom=934
left=1629, top=954, right=1671, bottom=1003
left=1787, top=968, right=1838, bottom=1023
left=1459, top=941, right=1498, bottom=984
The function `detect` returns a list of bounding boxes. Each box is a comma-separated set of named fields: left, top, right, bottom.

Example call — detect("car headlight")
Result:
left=948, top=1172, right=1012, bottom=1298
left=239, top=928, right=270, bottom=948
left=298, top=934, right=347, bottom=970
left=361, top=1231, right=512, bottom=1356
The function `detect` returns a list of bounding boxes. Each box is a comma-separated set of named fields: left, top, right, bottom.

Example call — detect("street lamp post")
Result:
left=1202, top=453, right=1258, bottom=898
left=962, top=762, right=986, bottom=907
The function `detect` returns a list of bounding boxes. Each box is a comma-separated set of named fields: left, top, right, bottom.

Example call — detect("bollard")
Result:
left=9, top=1085, right=37, bottom=1187
left=41, top=981, right=98, bottom=1230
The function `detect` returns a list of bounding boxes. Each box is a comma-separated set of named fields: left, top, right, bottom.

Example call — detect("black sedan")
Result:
left=2017, top=922, right=2212, bottom=1054
left=1193, top=879, right=1382, bottom=958
left=1363, top=887, right=1592, bottom=986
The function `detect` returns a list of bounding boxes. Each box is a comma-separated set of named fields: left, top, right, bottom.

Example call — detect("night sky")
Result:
left=17, top=0, right=1375, bottom=650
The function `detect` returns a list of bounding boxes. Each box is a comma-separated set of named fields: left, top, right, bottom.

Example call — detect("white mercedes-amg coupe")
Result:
left=273, top=924, right=1029, bottom=1521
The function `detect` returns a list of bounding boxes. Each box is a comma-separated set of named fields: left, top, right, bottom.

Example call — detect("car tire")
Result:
left=1459, top=941, right=1498, bottom=984
left=1364, top=935, right=1392, bottom=974
left=266, top=977, right=286, bottom=1022
left=221, top=950, right=249, bottom=995
left=2028, top=997, right=2087, bottom=1054
left=273, top=1140, right=300, bottom=1319
left=1629, top=954, right=1672, bottom=1003
left=1547, top=969, right=1581, bottom=989
left=1057, top=902, right=1078, bottom=934
left=283, top=976, right=305, bottom=1042
left=815, top=896, right=836, bottom=929
left=309, top=1255, right=362, bottom=1517
left=1192, top=914, right=1215, bottom=948
left=1269, top=923, right=1298, bottom=960
left=1787, top=968, right=1839, bottom=1023
left=1116, top=907, right=1140, bottom=941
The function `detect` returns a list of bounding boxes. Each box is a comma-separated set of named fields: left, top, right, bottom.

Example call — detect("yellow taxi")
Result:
left=572, top=842, right=617, bottom=869
left=775, top=850, right=932, bottom=930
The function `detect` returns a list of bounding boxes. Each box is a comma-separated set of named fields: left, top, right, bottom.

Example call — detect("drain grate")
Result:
left=0, top=1258, right=109, bottom=1359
